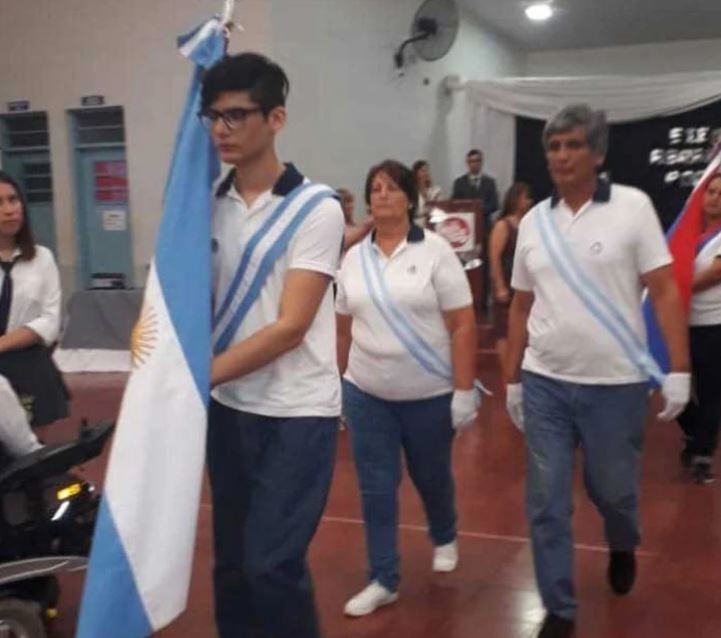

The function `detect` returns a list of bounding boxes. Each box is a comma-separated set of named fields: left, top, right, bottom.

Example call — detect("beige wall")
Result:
left=265, top=0, right=523, bottom=203
left=0, top=0, right=522, bottom=294
left=0, top=0, right=269, bottom=293
left=526, top=38, right=721, bottom=76
left=3, top=2, right=720, bottom=297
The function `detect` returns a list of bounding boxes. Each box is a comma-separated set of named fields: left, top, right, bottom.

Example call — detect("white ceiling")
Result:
left=458, top=0, right=721, bottom=51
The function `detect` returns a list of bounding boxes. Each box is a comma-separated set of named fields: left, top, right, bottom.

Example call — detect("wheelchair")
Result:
left=0, top=420, right=114, bottom=638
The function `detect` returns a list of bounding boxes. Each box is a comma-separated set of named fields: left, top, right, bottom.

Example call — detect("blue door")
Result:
left=0, top=113, right=57, bottom=253
left=75, top=147, right=134, bottom=287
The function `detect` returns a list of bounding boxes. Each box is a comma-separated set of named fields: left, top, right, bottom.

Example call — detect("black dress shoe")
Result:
left=692, top=460, right=715, bottom=484
left=538, top=613, right=575, bottom=638
left=608, top=550, right=636, bottom=595
left=680, top=444, right=694, bottom=468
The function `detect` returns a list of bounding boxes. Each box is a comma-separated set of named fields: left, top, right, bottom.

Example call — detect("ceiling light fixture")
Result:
left=525, top=3, right=554, bottom=22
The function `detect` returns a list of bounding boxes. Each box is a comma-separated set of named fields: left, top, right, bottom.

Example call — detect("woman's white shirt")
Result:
left=690, top=233, right=721, bottom=326
left=336, top=228, right=472, bottom=401
left=1, top=245, right=61, bottom=345
left=416, top=185, right=442, bottom=227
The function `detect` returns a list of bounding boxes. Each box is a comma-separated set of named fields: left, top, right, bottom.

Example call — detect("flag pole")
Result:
left=220, top=0, right=244, bottom=39
left=75, top=14, right=228, bottom=637
left=220, top=0, right=235, bottom=26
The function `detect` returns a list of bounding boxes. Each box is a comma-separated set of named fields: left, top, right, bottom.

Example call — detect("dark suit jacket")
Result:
left=451, top=174, right=499, bottom=218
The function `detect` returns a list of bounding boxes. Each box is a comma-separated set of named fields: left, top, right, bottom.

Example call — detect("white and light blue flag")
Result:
left=76, top=18, right=225, bottom=637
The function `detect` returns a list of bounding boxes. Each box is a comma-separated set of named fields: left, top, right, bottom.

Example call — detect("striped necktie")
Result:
left=0, top=257, right=19, bottom=335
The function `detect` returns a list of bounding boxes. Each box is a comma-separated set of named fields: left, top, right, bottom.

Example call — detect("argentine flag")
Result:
left=76, top=19, right=225, bottom=637
left=643, top=143, right=721, bottom=379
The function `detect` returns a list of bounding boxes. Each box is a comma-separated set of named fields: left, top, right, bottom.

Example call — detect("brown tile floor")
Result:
left=43, top=369, right=721, bottom=638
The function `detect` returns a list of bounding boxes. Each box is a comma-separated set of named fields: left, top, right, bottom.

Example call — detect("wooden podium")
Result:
left=428, top=199, right=486, bottom=318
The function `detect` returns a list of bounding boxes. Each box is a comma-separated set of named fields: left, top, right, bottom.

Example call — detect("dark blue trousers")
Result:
left=206, top=399, right=338, bottom=638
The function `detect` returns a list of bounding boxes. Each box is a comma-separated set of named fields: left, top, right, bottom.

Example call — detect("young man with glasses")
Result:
left=200, top=53, right=344, bottom=638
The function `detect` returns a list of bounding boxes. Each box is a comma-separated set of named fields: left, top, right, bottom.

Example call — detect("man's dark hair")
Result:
left=500, top=182, right=532, bottom=218
left=364, top=160, right=418, bottom=223
left=466, top=149, right=482, bottom=159
left=201, top=52, right=289, bottom=115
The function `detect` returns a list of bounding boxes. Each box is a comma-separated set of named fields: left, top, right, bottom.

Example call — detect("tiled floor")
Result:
left=44, top=369, right=721, bottom=638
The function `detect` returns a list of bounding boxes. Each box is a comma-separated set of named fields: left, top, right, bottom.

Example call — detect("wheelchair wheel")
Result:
left=0, top=598, right=46, bottom=638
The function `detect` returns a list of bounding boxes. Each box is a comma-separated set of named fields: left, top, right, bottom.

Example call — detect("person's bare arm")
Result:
left=489, top=221, right=510, bottom=303
left=211, top=269, right=332, bottom=386
left=0, top=327, right=42, bottom=354
left=504, top=290, right=534, bottom=383
left=336, top=313, right=353, bottom=376
left=443, top=305, right=477, bottom=390
left=692, top=256, right=721, bottom=293
left=343, top=219, right=373, bottom=252
left=642, top=265, right=690, bottom=372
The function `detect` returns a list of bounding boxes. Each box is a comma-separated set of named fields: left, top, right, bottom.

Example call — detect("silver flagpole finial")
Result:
left=220, top=0, right=245, bottom=35
left=220, top=0, right=234, bottom=25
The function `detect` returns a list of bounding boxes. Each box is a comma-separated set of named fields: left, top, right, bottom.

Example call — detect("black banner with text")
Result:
left=514, top=99, right=721, bottom=229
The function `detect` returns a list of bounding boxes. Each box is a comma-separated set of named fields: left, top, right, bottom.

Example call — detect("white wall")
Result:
left=267, top=0, right=523, bottom=210
left=526, top=38, right=721, bottom=76
left=4, top=2, right=720, bottom=294
left=0, top=0, right=521, bottom=291
left=0, top=0, right=270, bottom=293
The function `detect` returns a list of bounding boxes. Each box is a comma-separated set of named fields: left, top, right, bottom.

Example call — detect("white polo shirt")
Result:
left=1, top=245, right=61, bottom=345
left=211, top=164, right=345, bottom=417
left=690, top=232, right=721, bottom=326
left=511, top=182, right=672, bottom=384
left=336, top=227, right=473, bottom=401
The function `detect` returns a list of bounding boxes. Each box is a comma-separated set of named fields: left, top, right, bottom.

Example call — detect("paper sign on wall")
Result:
left=102, top=209, right=127, bottom=232
left=435, top=212, right=475, bottom=252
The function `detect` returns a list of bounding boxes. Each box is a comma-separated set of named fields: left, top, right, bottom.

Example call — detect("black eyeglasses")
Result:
left=198, top=106, right=264, bottom=131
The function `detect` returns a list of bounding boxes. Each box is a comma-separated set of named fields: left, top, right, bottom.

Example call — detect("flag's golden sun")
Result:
left=131, top=305, right=159, bottom=369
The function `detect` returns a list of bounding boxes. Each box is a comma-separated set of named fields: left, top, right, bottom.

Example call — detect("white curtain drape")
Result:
left=465, top=71, right=721, bottom=202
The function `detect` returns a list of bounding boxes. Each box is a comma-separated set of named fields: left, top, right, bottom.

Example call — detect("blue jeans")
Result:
left=342, top=380, right=457, bottom=592
left=206, top=400, right=338, bottom=638
left=522, top=371, right=648, bottom=620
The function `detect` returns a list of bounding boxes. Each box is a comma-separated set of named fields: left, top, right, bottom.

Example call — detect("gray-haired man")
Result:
left=504, top=104, right=691, bottom=638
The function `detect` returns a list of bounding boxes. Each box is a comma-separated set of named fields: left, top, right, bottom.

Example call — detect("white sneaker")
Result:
left=433, top=540, right=458, bottom=572
left=343, top=581, right=398, bottom=617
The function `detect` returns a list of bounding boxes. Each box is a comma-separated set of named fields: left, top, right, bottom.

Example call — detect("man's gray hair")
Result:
left=542, top=104, right=609, bottom=156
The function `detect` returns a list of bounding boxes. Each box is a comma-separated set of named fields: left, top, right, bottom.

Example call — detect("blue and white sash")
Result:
left=696, top=227, right=721, bottom=259
left=359, top=237, right=490, bottom=396
left=535, top=202, right=665, bottom=385
left=213, top=181, right=335, bottom=354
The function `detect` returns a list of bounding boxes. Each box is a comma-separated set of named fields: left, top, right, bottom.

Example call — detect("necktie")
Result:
left=472, top=176, right=480, bottom=190
left=0, top=258, right=18, bottom=336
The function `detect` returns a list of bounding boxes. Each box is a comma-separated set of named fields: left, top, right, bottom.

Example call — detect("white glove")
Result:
left=451, top=389, right=478, bottom=432
left=506, top=383, right=524, bottom=432
left=657, top=372, right=691, bottom=421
